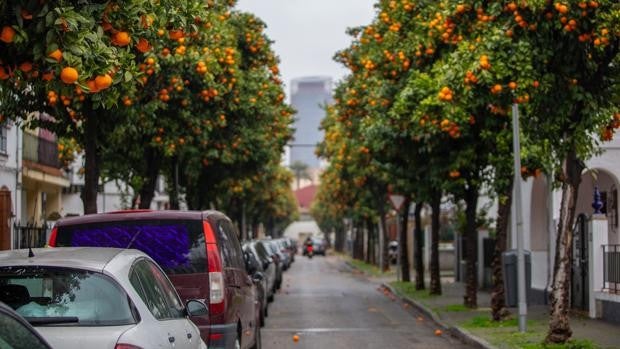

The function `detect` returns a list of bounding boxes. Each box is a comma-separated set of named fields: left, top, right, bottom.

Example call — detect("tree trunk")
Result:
left=169, top=157, right=180, bottom=210
left=546, top=150, right=583, bottom=344
left=400, top=197, right=411, bottom=282
left=491, top=186, right=513, bottom=321
left=378, top=205, right=390, bottom=272
left=430, top=193, right=442, bottom=295
left=138, top=147, right=161, bottom=210
left=354, top=222, right=363, bottom=260
left=81, top=111, right=100, bottom=214
left=414, top=202, right=425, bottom=290
left=365, top=219, right=371, bottom=264
left=335, top=226, right=345, bottom=252
left=464, top=186, right=479, bottom=308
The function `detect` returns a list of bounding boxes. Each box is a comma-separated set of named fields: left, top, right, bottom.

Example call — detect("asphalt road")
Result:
left=261, top=254, right=475, bottom=349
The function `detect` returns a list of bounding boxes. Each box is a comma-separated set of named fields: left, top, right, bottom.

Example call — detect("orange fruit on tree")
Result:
left=86, top=79, right=100, bottom=93
left=19, top=62, right=33, bottom=73
left=508, top=81, right=517, bottom=90
left=113, top=31, right=131, bottom=46
left=94, top=74, right=112, bottom=90
left=0, top=66, right=9, bottom=80
left=48, top=49, right=63, bottom=62
left=0, top=26, right=16, bottom=43
left=169, top=29, right=184, bottom=40
left=60, top=67, right=79, bottom=84
left=136, top=38, right=151, bottom=53
left=41, top=71, right=54, bottom=81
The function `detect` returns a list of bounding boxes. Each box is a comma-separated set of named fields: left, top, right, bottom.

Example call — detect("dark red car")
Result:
left=48, top=210, right=261, bottom=349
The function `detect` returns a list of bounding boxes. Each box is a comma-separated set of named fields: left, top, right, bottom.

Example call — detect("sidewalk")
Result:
left=341, top=256, right=620, bottom=349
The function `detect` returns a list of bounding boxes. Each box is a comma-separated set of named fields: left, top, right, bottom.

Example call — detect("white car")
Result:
left=0, top=247, right=208, bottom=349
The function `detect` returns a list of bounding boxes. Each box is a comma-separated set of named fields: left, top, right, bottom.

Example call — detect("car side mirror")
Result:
left=252, top=271, right=264, bottom=284
left=186, top=300, right=209, bottom=317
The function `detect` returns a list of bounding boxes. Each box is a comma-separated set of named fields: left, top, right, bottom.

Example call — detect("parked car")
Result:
left=276, top=238, right=295, bottom=264
left=242, top=243, right=268, bottom=327
left=312, top=237, right=327, bottom=256
left=265, top=239, right=290, bottom=271
left=244, top=241, right=276, bottom=302
left=0, top=301, right=52, bottom=349
left=0, top=247, right=208, bottom=349
left=257, top=240, right=282, bottom=290
left=49, top=210, right=261, bottom=349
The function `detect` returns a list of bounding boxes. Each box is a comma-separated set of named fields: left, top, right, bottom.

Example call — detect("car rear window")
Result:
left=0, top=266, right=135, bottom=326
left=55, top=219, right=206, bottom=275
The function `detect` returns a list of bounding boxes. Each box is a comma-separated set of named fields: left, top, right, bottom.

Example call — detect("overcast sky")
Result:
left=235, top=0, right=377, bottom=95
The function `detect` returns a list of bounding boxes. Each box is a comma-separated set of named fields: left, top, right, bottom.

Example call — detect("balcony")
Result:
left=23, top=132, right=60, bottom=168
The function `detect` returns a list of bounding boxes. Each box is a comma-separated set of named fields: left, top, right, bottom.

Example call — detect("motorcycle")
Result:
left=306, top=244, right=314, bottom=259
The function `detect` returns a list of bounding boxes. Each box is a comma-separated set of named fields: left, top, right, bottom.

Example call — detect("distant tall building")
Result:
left=289, top=76, right=333, bottom=169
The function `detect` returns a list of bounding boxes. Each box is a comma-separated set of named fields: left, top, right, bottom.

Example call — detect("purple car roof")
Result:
left=55, top=210, right=226, bottom=227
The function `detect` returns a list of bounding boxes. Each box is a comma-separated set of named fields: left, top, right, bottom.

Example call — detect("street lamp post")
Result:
left=511, top=103, right=527, bottom=332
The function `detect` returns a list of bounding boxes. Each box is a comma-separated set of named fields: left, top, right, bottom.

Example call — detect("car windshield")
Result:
left=0, top=266, right=135, bottom=326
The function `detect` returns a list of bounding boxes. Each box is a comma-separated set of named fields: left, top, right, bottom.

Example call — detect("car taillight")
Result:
left=115, top=344, right=142, bottom=349
left=204, top=221, right=225, bottom=316
left=48, top=226, right=58, bottom=247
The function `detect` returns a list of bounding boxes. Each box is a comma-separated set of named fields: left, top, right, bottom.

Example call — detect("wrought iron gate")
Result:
left=571, top=214, right=589, bottom=311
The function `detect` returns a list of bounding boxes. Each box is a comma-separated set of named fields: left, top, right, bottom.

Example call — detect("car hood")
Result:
left=36, top=325, right=135, bottom=349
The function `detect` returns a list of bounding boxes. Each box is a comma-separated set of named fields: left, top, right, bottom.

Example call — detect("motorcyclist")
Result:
left=304, top=237, right=314, bottom=258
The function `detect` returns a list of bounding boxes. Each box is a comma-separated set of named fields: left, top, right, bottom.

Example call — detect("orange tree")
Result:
left=100, top=1, right=237, bottom=209
left=316, top=85, right=389, bottom=262
left=215, top=162, right=298, bottom=238
left=328, top=0, right=619, bottom=343
left=0, top=0, right=207, bottom=213
left=499, top=0, right=619, bottom=343
left=178, top=11, right=294, bottom=229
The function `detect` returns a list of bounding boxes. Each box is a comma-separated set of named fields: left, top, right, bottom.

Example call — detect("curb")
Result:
left=381, top=283, right=496, bottom=349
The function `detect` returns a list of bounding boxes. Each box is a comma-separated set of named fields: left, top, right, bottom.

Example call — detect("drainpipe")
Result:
left=13, top=125, right=22, bottom=249
left=544, top=174, right=554, bottom=304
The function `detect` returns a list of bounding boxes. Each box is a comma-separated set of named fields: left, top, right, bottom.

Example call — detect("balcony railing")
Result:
left=603, top=244, right=620, bottom=294
left=13, top=222, right=50, bottom=249
left=23, top=132, right=60, bottom=168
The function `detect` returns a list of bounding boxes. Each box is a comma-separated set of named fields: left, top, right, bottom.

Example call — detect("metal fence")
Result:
left=13, top=222, right=50, bottom=249
left=603, top=244, right=620, bottom=294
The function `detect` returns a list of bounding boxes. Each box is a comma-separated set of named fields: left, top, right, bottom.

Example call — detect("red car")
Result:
left=49, top=210, right=261, bottom=349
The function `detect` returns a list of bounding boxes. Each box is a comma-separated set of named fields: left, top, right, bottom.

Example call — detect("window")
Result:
left=0, top=267, right=135, bottom=326
left=216, top=220, right=244, bottom=269
left=129, top=259, right=184, bottom=321
left=0, top=312, right=49, bottom=349
left=0, top=126, right=6, bottom=155
left=56, top=219, right=206, bottom=275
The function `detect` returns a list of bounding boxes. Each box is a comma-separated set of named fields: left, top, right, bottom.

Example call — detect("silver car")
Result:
left=0, top=247, right=208, bottom=349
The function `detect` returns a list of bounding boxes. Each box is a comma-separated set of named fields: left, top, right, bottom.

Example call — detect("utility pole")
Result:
left=511, top=103, right=527, bottom=332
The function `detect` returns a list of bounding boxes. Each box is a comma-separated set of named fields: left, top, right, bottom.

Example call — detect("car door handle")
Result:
left=168, top=336, right=175, bottom=343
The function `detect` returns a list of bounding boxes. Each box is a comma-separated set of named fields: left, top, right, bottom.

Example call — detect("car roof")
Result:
left=0, top=247, right=138, bottom=272
left=55, top=210, right=226, bottom=227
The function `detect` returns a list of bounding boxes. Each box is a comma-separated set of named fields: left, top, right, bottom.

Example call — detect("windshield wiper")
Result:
left=25, top=316, right=79, bottom=325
